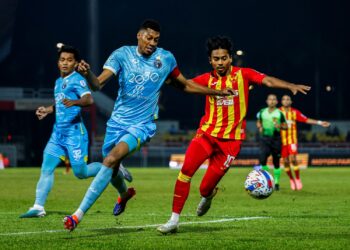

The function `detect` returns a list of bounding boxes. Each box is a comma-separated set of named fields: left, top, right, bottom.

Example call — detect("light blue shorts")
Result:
left=44, top=123, right=88, bottom=166
left=102, top=122, right=156, bottom=158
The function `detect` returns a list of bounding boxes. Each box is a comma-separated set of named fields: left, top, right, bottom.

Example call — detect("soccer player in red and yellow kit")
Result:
left=157, top=36, right=311, bottom=234
left=280, top=95, right=330, bottom=190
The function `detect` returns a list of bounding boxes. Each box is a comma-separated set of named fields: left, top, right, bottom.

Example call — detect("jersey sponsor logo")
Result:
left=72, top=149, right=82, bottom=161
left=80, top=80, right=87, bottom=87
left=128, top=71, right=160, bottom=85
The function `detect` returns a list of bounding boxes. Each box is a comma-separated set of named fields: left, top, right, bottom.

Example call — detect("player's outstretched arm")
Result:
left=305, top=118, right=331, bottom=127
left=168, top=73, right=233, bottom=96
left=262, top=76, right=311, bottom=95
left=77, top=60, right=114, bottom=91
left=62, top=94, right=94, bottom=108
left=36, top=105, right=54, bottom=120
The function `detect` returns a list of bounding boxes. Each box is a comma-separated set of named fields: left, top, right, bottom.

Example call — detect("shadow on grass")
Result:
left=60, top=225, right=231, bottom=240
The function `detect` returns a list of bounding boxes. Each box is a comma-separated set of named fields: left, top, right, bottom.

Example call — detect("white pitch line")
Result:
left=0, top=216, right=269, bottom=236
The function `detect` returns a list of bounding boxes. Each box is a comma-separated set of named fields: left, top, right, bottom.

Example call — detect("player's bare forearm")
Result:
left=262, top=76, right=311, bottom=95
left=63, top=94, right=93, bottom=108
left=85, top=71, right=103, bottom=91
left=306, top=118, right=331, bottom=127
left=169, top=74, right=232, bottom=96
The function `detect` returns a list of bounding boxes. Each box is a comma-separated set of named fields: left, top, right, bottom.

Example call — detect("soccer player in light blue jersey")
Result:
left=63, top=19, right=234, bottom=231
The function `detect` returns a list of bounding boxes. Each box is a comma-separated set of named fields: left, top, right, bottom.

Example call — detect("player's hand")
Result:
left=289, top=84, right=311, bottom=95
left=36, top=106, right=48, bottom=120
left=77, top=60, right=91, bottom=76
left=220, top=88, right=236, bottom=96
left=62, top=98, right=77, bottom=108
left=321, top=121, right=331, bottom=128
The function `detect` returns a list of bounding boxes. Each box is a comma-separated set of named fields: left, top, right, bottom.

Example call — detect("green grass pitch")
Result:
left=0, top=167, right=349, bottom=249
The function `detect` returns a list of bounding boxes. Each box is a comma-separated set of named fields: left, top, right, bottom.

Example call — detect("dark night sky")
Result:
left=1, top=0, right=349, bottom=128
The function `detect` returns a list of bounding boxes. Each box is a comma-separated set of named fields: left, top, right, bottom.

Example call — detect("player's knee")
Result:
left=103, top=155, right=120, bottom=169
left=72, top=164, right=88, bottom=179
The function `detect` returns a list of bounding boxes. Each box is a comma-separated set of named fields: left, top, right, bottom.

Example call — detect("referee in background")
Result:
left=256, top=94, right=287, bottom=190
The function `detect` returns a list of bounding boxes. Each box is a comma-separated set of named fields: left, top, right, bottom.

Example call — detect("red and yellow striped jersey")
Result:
left=192, top=66, right=265, bottom=140
left=279, top=107, right=308, bottom=145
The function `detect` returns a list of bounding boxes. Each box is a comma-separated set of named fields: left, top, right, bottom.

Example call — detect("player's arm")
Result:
left=256, top=111, right=263, bottom=133
left=262, top=76, right=311, bottom=95
left=305, top=118, right=331, bottom=127
left=62, top=93, right=94, bottom=108
left=168, top=73, right=233, bottom=96
left=77, top=60, right=114, bottom=91
left=36, top=105, right=54, bottom=120
left=278, top=112, right=288, bottom=130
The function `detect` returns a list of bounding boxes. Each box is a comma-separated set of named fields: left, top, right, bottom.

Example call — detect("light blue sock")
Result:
left=72, top=162, right=103, bottom=179
left=35, top=153, right=61, bottom=206
left=85, top=162, right=103, bottom=177
left=78, top=165, right=113, bottom=213
left=111, top=169, right=128, bottom=195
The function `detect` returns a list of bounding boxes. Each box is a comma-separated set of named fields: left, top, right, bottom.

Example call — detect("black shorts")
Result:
left=259, top=136, right=282, bottom=166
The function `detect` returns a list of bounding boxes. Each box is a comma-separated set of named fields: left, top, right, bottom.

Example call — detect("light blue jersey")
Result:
left=45, top=71, right=91, bottom=164
left=101, top=46, right=178, bottom=155
left=54, top=71, right=91, bottom=134
left=103, top=45, right=177, bottom=127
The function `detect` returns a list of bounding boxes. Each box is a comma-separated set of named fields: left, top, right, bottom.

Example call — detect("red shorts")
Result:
left=281, top=144, right=298, bottom=158
left=193, top=130, right=242, bottom=173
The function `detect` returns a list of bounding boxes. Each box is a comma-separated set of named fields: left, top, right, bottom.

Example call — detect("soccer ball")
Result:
left=244, top=170, right=274, bottom=199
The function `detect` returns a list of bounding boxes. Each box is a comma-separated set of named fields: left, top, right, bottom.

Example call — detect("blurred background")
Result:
left=0, top=0, right=349, bottom=167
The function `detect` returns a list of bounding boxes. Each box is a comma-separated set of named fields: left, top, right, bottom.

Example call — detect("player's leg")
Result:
left=282, top=145, right=296, bottom=190
left=259, top=137, right=271, bottom=171
left=157, top=133, right=213, bottom=234
left=64, top=129, right=139, bottom=231
left=271, top=138, right=282, bottom=190
left=111, top=135, right=138, bottom=216
left=20, top=134, right=64, bottom=218
left=68, top=133, right=101, bottom=179
left=64, top=140, right=129, bottom=231
left=291, top=153, right=302, bottom=190
left=197, top=139, right=241, bottom=216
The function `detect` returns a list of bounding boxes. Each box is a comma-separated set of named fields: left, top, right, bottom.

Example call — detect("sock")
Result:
left=284, top=167, right=294, bottom=180
left=293, top=165, right=300, bottom=179
left=73, top=208, right=84, bottom=221
left=77, top=165, right=113, bottom=215
left=172, top=139, right=210, bottom=214
left=273, top=168, right=282, bottom=185
left=262, top=165, right=270, bottom=171
left=170, top=212, right=179, bottom=223
left=110, top=169, right=128, bottom=196
left=85, top=162, right=103, bottom=177
left=199, top=167, right=224, bottom=198
left=34, top=153, right=61, bottom=206
left=172, top=174, right=191, bottom=214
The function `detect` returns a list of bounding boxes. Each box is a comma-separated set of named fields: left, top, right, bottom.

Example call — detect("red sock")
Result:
left=172, top=138, right=211, bottom=214
left=284, top=167, right=294, bottom=180
left=199, top=166, right=224, bottom=197
left=293, top=165, right=300, bottom=179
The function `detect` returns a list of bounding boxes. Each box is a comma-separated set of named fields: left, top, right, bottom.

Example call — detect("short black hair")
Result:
left=139, top=19, right=161, bottom=32
left=206, top=36, right=233, bottom=57
left=58, top=45, right=81, bottom=61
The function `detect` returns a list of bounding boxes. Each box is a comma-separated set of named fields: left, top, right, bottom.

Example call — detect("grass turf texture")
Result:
left=0, top=167, right=349, bottom=249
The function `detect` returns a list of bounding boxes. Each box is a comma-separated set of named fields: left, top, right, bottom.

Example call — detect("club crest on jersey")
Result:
left=62, top=83, right=67, bottom=89
left=154, top=56, right=162, bottom=68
